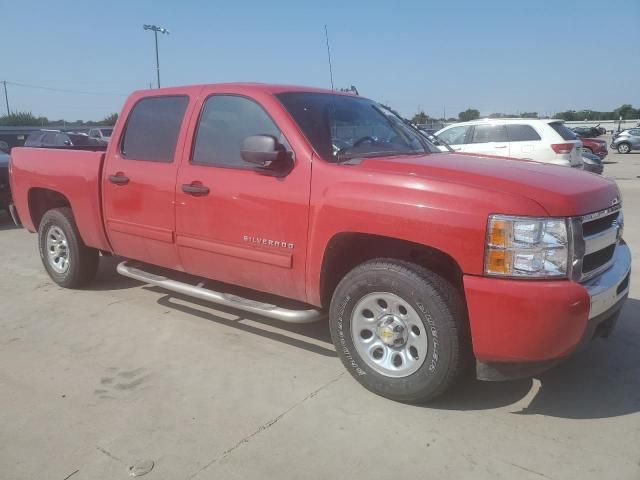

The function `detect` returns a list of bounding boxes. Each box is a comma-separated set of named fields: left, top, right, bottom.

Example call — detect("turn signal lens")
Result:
left=485, top=249, right=512, bottom=275
left=487, top=219, right=508, bottom=247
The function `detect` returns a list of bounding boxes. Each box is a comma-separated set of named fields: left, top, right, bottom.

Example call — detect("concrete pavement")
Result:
left=1, top=150, right=639, bottom=480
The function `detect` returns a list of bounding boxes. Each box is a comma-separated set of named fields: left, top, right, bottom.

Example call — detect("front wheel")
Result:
left=617, top=143, right=631, bottom=154
left=329, top=259, right=470, bottom=403
left=38, top=207, right=99, bottom=288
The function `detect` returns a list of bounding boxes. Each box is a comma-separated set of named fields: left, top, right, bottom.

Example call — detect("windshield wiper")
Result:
left=336, top=150, right=424, bottom=163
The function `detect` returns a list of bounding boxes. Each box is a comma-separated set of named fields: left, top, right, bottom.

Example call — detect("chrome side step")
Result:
left=8, top=203, right=21, bottom=226
left=116, top=261, right=324, bottom=324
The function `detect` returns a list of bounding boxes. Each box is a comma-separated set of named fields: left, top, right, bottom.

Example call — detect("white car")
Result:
left=434, top=119, right=583, bottom=168
left=88, top=127, right=113, bottom=144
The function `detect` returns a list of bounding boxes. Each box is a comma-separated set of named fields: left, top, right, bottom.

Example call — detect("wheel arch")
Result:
left=27, top=188, right=71, bottom=231
left=319, top=232, right=465, bottom=309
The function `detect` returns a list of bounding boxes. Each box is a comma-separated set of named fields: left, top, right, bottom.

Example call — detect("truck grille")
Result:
left=571, top=205, right=622, bottom=282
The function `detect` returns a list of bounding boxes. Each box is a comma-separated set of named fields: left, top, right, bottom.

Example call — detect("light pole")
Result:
left=143, top=24, right=169, bottom=89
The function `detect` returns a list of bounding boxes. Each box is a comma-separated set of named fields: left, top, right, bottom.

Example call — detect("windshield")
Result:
left=276, top=92, right=438, bottom=162
left=100, top=128, right=113, bottom=137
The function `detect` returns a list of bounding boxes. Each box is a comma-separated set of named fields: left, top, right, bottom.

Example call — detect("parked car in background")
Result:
left=581, top=151, right=604, bottom=175
left=434, top=119, right=583, bottom=167
left=570, top=126, right=602, bottom=138
left=417, top=126, right=437, bottom=136
left=578, top=136, right=608, bottom=159
left=88, top=127, right=113, bottom=144
left=24, top=130, right=100, bottom=148
left=0, top=141, right=11, bottom=214
left=611, top=128, right=640, bottom=154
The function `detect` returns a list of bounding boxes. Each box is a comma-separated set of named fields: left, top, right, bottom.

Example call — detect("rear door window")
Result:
left=507, top=124, right=541, bottom=141
left=549, top=122, right=577, bottom=140
left=121, top=96, right=189, bottom=162
left=470, top=124, right=508, bottom=143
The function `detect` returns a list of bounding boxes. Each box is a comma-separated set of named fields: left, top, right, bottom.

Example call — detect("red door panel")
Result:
left=175, top=88, right=312, bottom=302
left=103, top=93, right=197, bottom=269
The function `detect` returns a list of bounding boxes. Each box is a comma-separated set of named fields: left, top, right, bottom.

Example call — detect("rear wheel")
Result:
left=38, top=207, right=99, bottom=288
left=329, top=259, right=470, bottom=403
left=617, top=143, right=631, bottom=154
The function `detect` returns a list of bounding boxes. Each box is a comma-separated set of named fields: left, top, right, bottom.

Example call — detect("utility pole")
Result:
left=143, top=24, right=170, bottom=88
left=2, top=81, right=9, bottom=116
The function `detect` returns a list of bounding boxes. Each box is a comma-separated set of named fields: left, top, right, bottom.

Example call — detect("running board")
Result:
left=116, top=261, right=324, bottom=324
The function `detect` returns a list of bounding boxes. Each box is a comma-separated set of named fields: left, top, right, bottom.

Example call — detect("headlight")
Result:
left=485, top=215, right=569, bottom=278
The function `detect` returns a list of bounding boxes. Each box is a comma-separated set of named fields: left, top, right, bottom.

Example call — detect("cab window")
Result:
left=120, top=96, right=189, bottom=162
left=191, top=95, right=286, bottom=169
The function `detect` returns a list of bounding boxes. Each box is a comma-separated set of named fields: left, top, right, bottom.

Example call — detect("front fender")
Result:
left=305, top=161, right=547, bottom=305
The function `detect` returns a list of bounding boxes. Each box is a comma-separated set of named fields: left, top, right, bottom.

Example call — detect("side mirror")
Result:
left=241, top=135, right=292, bottom=175
left=0, top=141, right=9, bottom=153
left=63, top=140, right=72, bottom=146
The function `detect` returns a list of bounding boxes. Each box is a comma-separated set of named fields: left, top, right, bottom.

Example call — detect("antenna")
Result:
left=324, top=25, right=335, bottom=91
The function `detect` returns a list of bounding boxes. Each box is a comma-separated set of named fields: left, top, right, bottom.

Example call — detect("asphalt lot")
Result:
left=1, top=147, right=639, bottom=480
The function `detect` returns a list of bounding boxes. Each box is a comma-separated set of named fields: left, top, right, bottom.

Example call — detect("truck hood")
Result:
left=358, top=153, right=619, bottom=216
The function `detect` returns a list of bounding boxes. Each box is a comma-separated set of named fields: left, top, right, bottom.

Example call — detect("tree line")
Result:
left=411, top=104, right=638, bottom=125
left=0, top=111, right=118, bottom=127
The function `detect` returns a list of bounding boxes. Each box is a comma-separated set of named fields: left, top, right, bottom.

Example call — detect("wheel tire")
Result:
left=38, top=207, right=99, bottom=288
left=329, top=259, right=470, bottom=403
left=617, top=143, right=631, bottom=154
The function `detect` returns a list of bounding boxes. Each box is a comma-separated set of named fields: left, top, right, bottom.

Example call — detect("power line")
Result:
left=4, top=81, right=127, bottom=97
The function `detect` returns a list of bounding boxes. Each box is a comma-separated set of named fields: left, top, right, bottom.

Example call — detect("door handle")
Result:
left=108, top=173, right=129, bottom=185
left=181, top=183, right=210, bottom=196
left=494, top=145, right=507, bottom=149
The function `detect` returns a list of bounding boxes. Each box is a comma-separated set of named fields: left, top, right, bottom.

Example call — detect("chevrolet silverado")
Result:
left=9, top=84, right=631, bottom=402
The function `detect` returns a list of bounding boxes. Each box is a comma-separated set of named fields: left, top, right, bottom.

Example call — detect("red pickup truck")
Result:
left=9, top=84, right=631, bottom=402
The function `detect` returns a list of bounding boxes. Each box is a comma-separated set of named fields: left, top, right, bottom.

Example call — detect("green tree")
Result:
left=458, top=108, right=480, bottom=122
left=553, top=110, right=577, bottom=121
left=613, top=104, right=637, bottom=120
left=411, top=111, right=429, bottom=124
left=101, top=113, right=118, bottom=126
left=0, top=111, right=49, bottom=126
left=520, top=112, right=538, bottom=118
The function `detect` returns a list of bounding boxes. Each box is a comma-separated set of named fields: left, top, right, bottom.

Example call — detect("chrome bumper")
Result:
left=583, top=242, right=631, bottom=319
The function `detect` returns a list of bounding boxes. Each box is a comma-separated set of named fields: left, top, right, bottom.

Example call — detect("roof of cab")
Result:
left=131, top=82, right=353, bottom=97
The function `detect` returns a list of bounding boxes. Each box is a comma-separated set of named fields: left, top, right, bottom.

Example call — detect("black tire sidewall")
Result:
left=330, top=263, right=458, bottom=402
left=38, top=209, right=87, bottom=288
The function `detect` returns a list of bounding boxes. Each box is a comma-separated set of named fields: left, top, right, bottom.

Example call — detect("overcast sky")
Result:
left=1, top=0, right=639, bottom=120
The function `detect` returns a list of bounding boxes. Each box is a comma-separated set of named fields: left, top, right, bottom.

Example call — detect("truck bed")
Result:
left=10, top=147, right=112, bottom=251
